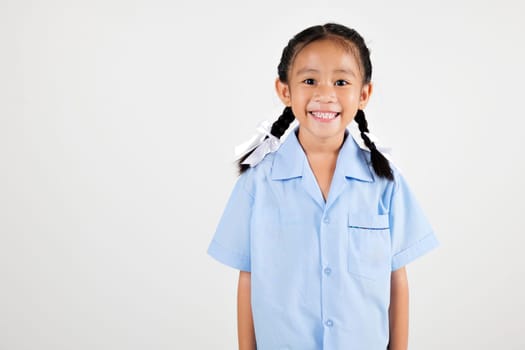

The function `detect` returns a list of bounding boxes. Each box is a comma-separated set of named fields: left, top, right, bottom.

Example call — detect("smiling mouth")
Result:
left=309, top=111, right=340, bottom=122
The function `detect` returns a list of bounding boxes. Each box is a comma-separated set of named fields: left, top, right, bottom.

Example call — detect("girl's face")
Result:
left=276, top=39, right=372, bottom=145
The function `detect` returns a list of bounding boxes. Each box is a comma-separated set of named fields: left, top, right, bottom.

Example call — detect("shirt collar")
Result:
left=271, top=125, right=375, bottom=182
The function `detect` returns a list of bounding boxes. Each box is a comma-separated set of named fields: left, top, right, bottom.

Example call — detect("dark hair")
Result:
left=237, top=23, right=393, bottom=181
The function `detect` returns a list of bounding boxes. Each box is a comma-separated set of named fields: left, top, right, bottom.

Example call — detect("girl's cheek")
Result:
left=340, top=92, right=359, bottom=103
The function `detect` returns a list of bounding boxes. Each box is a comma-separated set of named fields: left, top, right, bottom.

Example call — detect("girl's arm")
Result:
left=388, top=266, right=409, bottom=350
left=237, top=271, right=256, bottom=350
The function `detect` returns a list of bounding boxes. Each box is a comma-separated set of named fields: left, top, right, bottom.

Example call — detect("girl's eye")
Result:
left=303, top=78, right=315, bottom=85
left=335, top=80, right=349, bottom=86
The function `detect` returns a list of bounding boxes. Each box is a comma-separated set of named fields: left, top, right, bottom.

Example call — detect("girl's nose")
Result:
left=313, top=84, right=336, bottom=102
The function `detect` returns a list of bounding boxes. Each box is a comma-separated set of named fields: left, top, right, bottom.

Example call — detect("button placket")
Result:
left=320, top=208, right=336, bottom=333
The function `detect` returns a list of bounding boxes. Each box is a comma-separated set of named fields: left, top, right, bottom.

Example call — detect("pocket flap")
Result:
left=348, top=212, right=389, bottom=229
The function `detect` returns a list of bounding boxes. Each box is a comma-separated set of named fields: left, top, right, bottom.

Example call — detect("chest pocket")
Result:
left=347, top=212, right=391, bottom=281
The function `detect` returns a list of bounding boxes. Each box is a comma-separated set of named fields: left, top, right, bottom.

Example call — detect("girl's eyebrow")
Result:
left=295, top=68, right=319, bottom=75
left=295, top=67, right=356, bottom=77
left=333, top=68, right=356, bottom=77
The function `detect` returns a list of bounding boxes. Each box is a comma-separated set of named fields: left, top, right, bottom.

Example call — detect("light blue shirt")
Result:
left=207, top=126, right=439, bottom=349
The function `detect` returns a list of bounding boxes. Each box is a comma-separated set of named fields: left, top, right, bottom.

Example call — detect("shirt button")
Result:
left=325, top=319, right=333, bottom=327
left=323, top=216, right=330, bottom=224
left=324, top=267, right=332, bottom=275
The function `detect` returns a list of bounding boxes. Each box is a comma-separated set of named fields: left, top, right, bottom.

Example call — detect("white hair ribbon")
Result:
left=234, top=120, right=281, bottom=167
left=348, top=123, right=394, bottom=159
left=363, top=131, right=393, bottom=156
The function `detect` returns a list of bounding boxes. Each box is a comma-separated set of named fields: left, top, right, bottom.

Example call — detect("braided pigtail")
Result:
left=237, top=107, right=295, bottom=174
left=354, top=109, right=394, bottom=180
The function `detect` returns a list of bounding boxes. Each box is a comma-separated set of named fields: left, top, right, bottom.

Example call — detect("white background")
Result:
left=1, top=0, right=524, bottom=349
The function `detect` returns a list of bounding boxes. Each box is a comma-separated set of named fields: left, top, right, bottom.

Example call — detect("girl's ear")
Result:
left=359, top=82, right=373, bottom=109
left=275, top=78, right=291, bottom=106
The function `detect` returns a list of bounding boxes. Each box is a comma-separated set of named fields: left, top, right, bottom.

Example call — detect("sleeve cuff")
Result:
left=207, top=239, right=251, bottom=272
left=391, top=232, right=439, bottom=271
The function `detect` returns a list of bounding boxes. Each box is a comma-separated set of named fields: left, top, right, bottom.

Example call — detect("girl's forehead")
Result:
left=290, top=39, right=362, bottom=76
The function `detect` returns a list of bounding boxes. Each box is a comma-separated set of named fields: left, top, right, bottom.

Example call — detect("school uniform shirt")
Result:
left=207, top=126, right=439, bottom=350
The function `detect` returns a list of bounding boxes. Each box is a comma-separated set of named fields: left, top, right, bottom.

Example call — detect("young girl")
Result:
left=207, top=23, right=439, bottom=350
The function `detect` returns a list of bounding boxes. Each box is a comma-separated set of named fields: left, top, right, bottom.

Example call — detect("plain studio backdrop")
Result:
left=1, top=0, right=524, bottom=349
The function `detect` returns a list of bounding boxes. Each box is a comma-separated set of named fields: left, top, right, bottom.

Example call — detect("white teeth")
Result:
left=311, top=112, right=338, bottom=120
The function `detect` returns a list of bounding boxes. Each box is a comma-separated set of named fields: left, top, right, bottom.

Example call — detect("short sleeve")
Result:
left=206, top=173, right=253, bottom=272
left=389, top=171, right=440, bottom=271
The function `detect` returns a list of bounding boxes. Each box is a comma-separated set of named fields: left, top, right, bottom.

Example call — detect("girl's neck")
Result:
left=296, top=128, right=346, bottom=156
